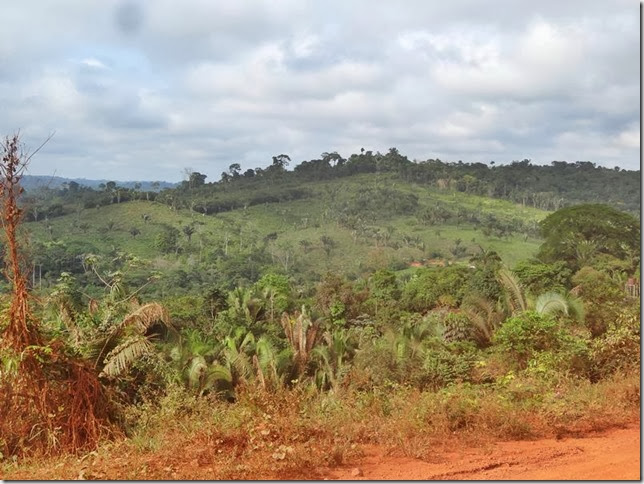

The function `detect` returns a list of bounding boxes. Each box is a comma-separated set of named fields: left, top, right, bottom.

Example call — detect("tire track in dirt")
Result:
left=326, top=424, right=640, bottom=480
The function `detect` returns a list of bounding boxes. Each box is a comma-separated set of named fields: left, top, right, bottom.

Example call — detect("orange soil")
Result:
left=328, top=424, right=641, bottom=481
left=2, top=423, right=639, bottom=480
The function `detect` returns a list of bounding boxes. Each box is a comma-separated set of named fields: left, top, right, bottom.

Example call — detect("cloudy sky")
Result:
left=0, top=1, right=639, bottom=182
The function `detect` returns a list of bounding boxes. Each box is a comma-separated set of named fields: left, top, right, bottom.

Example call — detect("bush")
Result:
left=164, top=295, right=208, bottom=328
left=400, top=267, right=469, bottom=312
left=493, top=312, right=589, bottom=372
left=590, top=305, right=640, bottom=380
left=421, top=343, right=480, bottom=390
left=513, top=259, right=572, bottom=295
left=572, top=267, right=624, bottom=337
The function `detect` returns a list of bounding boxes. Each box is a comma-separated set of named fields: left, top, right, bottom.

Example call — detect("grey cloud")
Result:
left=0, top=0, right=638, bottom=181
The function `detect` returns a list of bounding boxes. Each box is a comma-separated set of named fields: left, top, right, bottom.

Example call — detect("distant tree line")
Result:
left=20, top=148, right=639, bottom=224
left=168, top=148, right=640, bottom=216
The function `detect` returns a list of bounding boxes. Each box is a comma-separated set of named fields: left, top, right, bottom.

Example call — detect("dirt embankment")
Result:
left=327, top=424, right=640, bottom=480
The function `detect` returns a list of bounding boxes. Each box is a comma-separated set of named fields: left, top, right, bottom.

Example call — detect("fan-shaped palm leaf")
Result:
left=199, top=363, right=234, bottom=397
left=535, top=292, right=569, bottom=316
left=535, top=291, right=585, bottom=322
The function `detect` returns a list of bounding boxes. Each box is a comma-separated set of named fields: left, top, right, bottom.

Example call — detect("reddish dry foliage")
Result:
left=0, top=134, right=116, bottom=457
left=1, top=135, right=41, bottom=351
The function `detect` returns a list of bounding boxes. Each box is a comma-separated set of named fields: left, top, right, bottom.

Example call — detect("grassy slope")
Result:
left=25, top=174, right=547, bottom=275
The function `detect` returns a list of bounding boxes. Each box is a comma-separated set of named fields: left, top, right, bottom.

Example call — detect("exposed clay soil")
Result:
left=2, top=423, right=639, bottom=480
left=328, top=424, right=641, bottom=481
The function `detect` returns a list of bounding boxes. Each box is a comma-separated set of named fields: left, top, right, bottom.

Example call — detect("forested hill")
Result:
left=163, top=152, right=640, bottom=215
left=21, top=151, right=639, bottom=226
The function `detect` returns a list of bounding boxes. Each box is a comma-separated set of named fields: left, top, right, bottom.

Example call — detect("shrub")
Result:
left=572, top=267, right=624, bottom=336
left=493, top=311, right=589, bottom=371
left=590, top=305, right=640, bottom=380
left=400, top=267, right=469, bottom=312
left=442, top=312, right=474, bottom=343
left=421, top=343, right=480, bottom=390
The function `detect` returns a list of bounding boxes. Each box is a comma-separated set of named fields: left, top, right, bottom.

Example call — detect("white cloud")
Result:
left=0, top=0, right=637, bottom=180
left=615, top=126, right=640, bottom=149
left=80, top=58, right=108, bottom=69
left=429, top=19, right=587, bottom=101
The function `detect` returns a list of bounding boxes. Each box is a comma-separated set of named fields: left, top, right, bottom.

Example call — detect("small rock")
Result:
left=350, top=467, right=363, bottom=477
left=272, top=451, right=286, bottom=461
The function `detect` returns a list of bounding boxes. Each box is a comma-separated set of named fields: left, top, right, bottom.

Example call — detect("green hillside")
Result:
left=25, top=173, right=546, bottom=297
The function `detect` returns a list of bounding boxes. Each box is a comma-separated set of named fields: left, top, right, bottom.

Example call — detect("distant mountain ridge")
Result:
left=21, top=175, right=177, bottom=191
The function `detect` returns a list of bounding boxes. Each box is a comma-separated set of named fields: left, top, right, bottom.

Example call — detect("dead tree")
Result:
left=0, top=134, right=115, bottom=457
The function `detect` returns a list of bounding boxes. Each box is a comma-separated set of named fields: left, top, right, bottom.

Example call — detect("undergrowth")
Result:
left=3, top=369, right=637, bottom=480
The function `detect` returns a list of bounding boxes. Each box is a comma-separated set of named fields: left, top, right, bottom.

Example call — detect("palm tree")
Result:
left=461, top=296, right=505, bottom=346
left=312, top=328, right=357, bottom=392
left=219, top=328, right=256, bottom=387
left=394, top=316, right=441, bottom=359
left=461, top=266, right=585, bottom=346
left=93, top=302, right=170, bottom=378
left=167, top=328, right=220, bottom=395
left=253, top=336, right=293, bottom=390
left=227, top=287, right=264, bottom=327
left=281, top=306, right=321, bottom=376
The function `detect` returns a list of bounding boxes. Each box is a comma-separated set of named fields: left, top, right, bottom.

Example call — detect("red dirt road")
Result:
left=327, top=425, right=640, bottom=480
left=2, top=423, right=639, bottom=480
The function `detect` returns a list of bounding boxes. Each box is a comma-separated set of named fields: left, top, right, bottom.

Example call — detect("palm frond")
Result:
left=201, top=363, right=233, bottom=394
left=100, top=335, right=153, bottom=377
left=567, top=296, right=585, bottom=322
left=206, top=363, right=233, bottom=384
left=255, top=337, right=280, bottom=387
left=306, top=320, right=321, bottom=353
left=187, top=356, right=207, bottom=388
left=224, top=344, right=254, bottom=384
left=239, top=331, right=256, bottom=351
left=169, top=345, right=182, bottom=362
left=535, top=292, right=569, bottom=316
left=498, top=268, right=527, bottom=314
left=461, top=296, right=503, bottom=343
left=118, top=302, right=169, bottom=335
left=253, top=354, right=266, bottom=389
left=535, top=291, right=585, bottom=322
left=281, top=306, right=321, bottom=375
left=93, top=302, right=169, bottom=371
